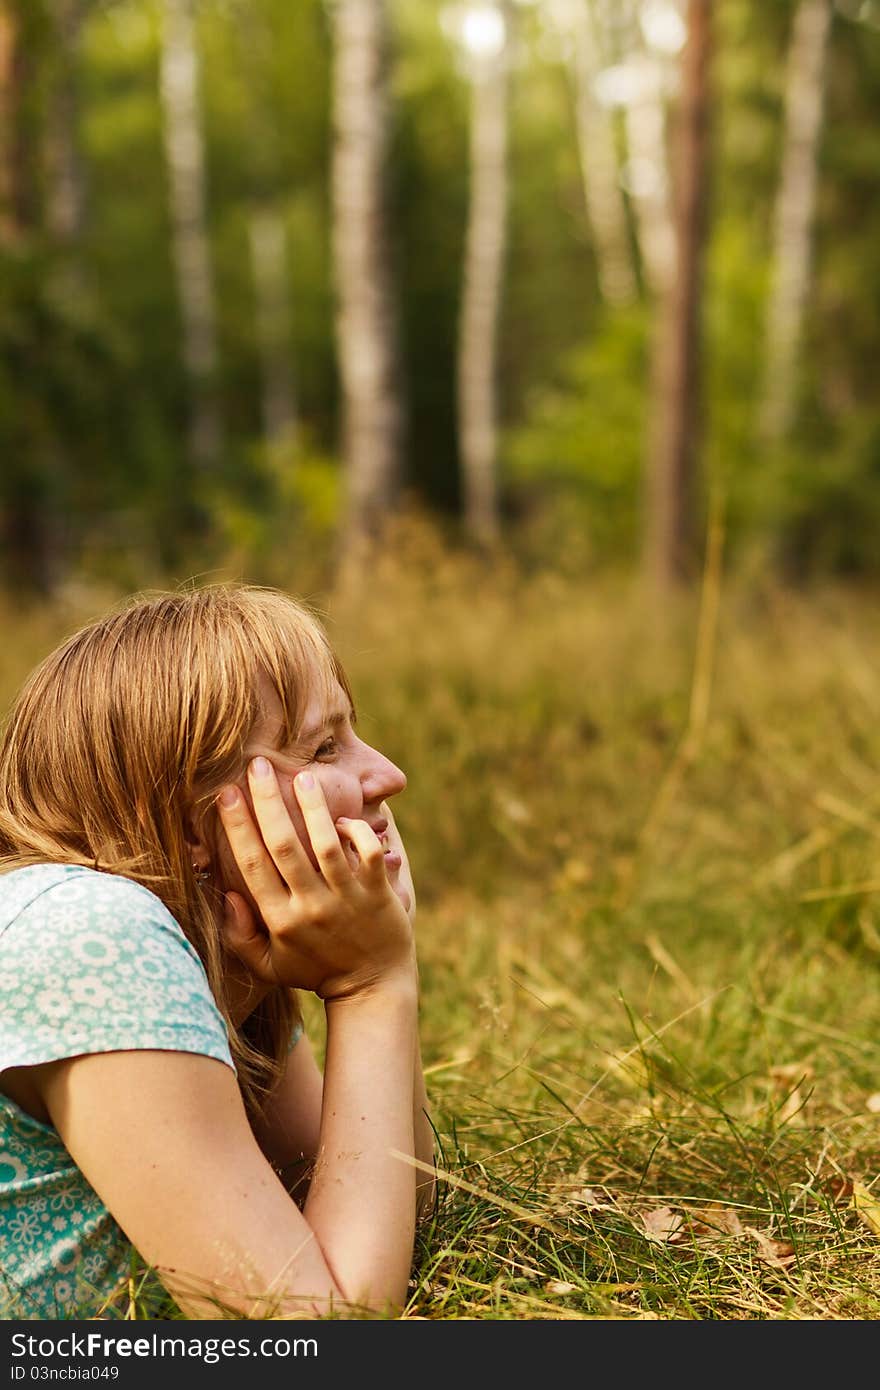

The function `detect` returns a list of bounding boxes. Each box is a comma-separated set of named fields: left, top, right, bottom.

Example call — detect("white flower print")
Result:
left=50, top=1238, right=80, bottom=1274
left=0, top=1151, right=28, bottom=1184
left=68, top=975, right=111, bottom=1009
left=35, top=988, right=70, bottom=1021
left=70, top=933, right=120, bottom=969
left=1, top=863, right=233, bottom=1318
left=8, top=1209, right=42, bottom=1246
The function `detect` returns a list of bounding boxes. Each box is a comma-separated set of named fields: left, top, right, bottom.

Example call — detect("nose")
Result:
left=359, top=741, right=407, bottom=803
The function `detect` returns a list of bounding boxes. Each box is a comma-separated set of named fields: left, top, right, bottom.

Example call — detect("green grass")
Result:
left=4, top=534, right=880, bottom=1319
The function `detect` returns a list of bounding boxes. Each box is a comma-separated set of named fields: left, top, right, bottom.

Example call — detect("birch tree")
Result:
left=331, top=0, right=405, bottom=554
left=759, top=0, right=833, bottom=445
left=644, top=0, right=713, bottom=588
left=455, top=1, right=509, bottom=549
left=615, top=0, right=678, bottom=297
left=159, top=0, right=224, bottom=473
left=548, top=0, right=636, bottom=306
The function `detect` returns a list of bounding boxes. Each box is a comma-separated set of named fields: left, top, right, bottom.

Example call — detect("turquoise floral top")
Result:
left=0, top=864, right=235, bottom=1320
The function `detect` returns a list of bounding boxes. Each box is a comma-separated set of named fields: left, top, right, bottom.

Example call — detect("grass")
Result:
left=3, top=528, right=880, bottom=1320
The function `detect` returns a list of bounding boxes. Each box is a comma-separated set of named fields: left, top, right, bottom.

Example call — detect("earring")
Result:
left=192, top=862, right=211, bottom=884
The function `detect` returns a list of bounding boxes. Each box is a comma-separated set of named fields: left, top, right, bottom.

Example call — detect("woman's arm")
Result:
left=382, top=804, right=437, bottom=1219
left=250, top=1031, right=324, bottom=1203
left=35, top=971, right=419, bottom=1320
left=253, top=805, right=436, bottom=1219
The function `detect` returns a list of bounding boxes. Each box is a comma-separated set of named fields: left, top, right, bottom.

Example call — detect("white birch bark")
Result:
left=458, top=12, right=508, bottom=549
left=331, top=0, right=404, bottom=551
left=249, top=206, right=298, bottom=447
left=159, top=0, right=223, bottom=471
left=759, top=0, right=833, bottom=443
left=614, top=0, right=676, bottom=296
left=565, top=0, right=637, bottom=305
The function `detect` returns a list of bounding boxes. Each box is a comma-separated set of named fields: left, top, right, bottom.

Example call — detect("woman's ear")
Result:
left=183, top=807, right=212, bottom=875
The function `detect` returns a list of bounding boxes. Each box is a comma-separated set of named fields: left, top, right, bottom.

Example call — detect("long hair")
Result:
left=0, top=583, right=353, bottom=1120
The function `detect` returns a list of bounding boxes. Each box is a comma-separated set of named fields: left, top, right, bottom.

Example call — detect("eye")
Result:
left=313, top=737, right=337, bottom=761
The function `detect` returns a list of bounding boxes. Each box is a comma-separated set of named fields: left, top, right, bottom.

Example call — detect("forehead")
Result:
left=254, top=665, right=351, bottom=741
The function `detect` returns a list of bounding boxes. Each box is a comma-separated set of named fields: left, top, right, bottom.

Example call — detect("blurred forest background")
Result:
left=2, top=0, right=878, bottom=596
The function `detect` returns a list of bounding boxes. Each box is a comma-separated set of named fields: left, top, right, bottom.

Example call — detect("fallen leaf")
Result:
left=689, top=1204, right=744, bottom=1238
left=641, top=1206, right=685, bottom=1244
left=822, top=1174, right=854, bottom=1204
left=545, top=1280, right=578, bottom=1296
left=866, top=1093, right=880, bottom=1113
left=744, top=1227, right=796, bottom=1267
left=568, top=1186, right=617, bottom=1211
left=852, top=1182, right=880, bottom=1236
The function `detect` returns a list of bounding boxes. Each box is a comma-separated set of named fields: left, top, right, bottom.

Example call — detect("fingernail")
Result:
left=218, top=786, right=239, bottom=808
left=296, top=771, right=314, bottom=790
left=251, top=756, right=272, bottom=779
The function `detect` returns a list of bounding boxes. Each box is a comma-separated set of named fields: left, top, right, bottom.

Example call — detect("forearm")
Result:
left=303, top=976, right=419, bottom=1315
left=412, top=1034, right=436, bottom=1220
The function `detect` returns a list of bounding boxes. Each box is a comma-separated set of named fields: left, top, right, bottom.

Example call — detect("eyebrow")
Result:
left=298, top=707, right=356, bottom=744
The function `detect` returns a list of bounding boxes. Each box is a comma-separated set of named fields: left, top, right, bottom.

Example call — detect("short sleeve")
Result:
left=0, top=867, right=234, bottom=1074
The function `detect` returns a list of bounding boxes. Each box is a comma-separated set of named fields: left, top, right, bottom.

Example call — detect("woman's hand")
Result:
left=216, top=761, right=415, bottom=1000
left=381, top=801, right=416, bottom=926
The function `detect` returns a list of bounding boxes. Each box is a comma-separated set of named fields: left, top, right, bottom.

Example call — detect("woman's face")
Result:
left=215, top=673, right=408, bottom=915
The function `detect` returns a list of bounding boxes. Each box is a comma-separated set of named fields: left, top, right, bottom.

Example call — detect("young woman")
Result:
left=0, top=584, right=435, bottom=1320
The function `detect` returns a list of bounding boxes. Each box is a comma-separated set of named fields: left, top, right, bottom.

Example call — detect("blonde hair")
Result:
left=0, top=583, right=353, bottom=1119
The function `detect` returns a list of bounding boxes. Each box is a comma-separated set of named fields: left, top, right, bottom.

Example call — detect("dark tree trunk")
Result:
left=644, top=0, right=713, bottom=590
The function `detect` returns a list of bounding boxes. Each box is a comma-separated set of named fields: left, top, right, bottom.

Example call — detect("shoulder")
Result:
left=0, top=864, right=234, bottom=1073
left=0, top=863, right=196, bottom=961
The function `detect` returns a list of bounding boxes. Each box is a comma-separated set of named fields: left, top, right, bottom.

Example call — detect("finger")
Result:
left=215, top=782, right=292, bottom=915
left=221, top=890, right=278, bottom=986
left=247, top=757, right=316, bottom=892
left=293, top=772, right=351, bottom=888
left=378, top=801, right=415, bottom=919
left=335, top=816, right=387, bottom=885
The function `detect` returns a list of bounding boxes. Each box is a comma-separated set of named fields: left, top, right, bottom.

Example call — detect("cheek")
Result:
left=315, top=770, right=360, bottom=822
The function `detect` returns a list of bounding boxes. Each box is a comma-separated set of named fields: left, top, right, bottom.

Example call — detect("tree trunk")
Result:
left=331, top=0, right=404, bottom=556
left=248, top=205, right=297, bottom=447
left=644, top=0, right=713, bottom=590
left=618, top=1, right=676, bottom=296
left=159, top=0, right=223, bottom=473
left=759, top=0, right=832, bottom=444
left=568, top=0, right=637, bottom=306
left=458, top=7, right=508, bottom=550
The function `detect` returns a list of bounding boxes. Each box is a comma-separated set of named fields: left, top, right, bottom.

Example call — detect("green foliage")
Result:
left=502, top=307, right=649, bottom=566
left=3, top=0, right=880, bottom=585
